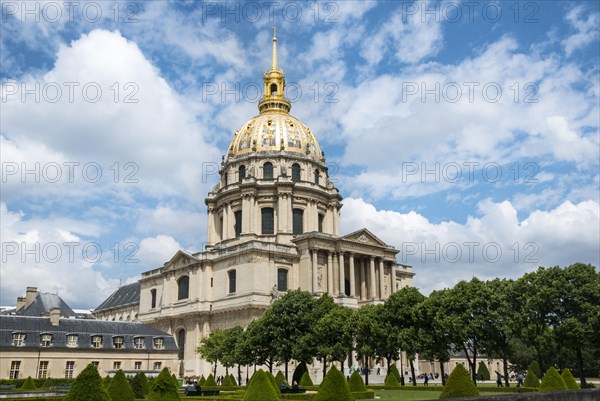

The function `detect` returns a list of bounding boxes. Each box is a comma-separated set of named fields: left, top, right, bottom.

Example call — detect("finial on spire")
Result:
left=271, top=26, right=278, bottom=71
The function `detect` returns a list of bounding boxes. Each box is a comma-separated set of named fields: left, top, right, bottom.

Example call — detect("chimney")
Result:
left=49, top=307, right=60, bottom=326
left=25, top=287, right=38, bottom=308
left=16, top=297, right=26, bottom=312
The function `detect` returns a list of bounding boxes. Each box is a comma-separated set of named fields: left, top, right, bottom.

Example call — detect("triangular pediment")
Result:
left=341, top=228, right=388, bottom=247
left=163, top=250, right=199, bottom=271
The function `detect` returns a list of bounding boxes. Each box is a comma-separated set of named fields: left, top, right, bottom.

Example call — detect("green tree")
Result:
left=292, top=362, right=308, bottom=385
left=102, top=376, right=112, bottom=389
left=20, top=376, right=36, bottom=390
left=476, top=361, right=490, bottom=381
left=561, top=368, right=579, bottom=390
left=138, top=372, right=150, bottom=396
left=348, top=371, right=366, bottom=392
left=147, top=368, right=179, bottom=401
left=107, top=370, right=134, bottom=401
left=384, top=287, right=426, bottom=386
left=539, top=367, right=567, bottom=392
left=65, top=363, right=111, bottom=401
left=312, top=304, right=355, bottom=376
left=130, top=374, right=145, bottom=399
left=354, top=304, right=384, bottom=385
left=419, top=289, right=453, bottom=385
left=197, top=328, right=226, bottom=376
left=439, top=364, right=479, bottom=399
left=243, top=370, right=280, bottom=401
left=314, top=365, right=354, bottom=401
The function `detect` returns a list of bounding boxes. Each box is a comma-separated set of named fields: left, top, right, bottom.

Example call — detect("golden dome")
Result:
left=226, top=29, right=323, bottom=162
left=227, top=112, right=323, bottom=160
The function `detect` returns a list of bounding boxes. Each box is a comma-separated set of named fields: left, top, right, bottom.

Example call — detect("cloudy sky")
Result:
left=1, top=1, right=599, bottom=309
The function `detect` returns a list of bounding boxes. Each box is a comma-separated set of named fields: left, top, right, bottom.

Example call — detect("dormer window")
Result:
left=41, top=334, right=52, bottom=347
left=113, top=336, right=124, bottom=349
left=91, top=335, right=103, bottom=349
left=153, top=337, right=164, bottom=350
left=134, top=337, right=145, bottom=349
left=66, top=334, right=78, bottom=348
left=12, top=333, right=25, bottom=347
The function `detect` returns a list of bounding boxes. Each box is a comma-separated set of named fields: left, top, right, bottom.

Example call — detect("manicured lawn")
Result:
left=366, top=390, right=507, bottom=400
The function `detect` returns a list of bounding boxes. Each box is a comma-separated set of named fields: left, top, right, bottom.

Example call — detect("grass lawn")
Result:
left=367, top=390, right=507, bottom=400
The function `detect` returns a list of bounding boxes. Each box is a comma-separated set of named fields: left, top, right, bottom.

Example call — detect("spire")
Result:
left=259, top=29, right=291, bottom=114
left=271, top=26, right=278, bottom=71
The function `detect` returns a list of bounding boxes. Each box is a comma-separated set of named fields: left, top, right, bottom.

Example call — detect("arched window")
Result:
left=150, top=289, right=157, bottom=309
left=318, top=214, right=324, bottom=233
left=261, top=208, right=274, bottom=235
left=239, top=165, right=246, bottom=182
left=228, top=270, right=237, bottom=293
left=219, top=216, right=224, bottom=239
left=234, top=210, right=242, bottom=237
left=223, top=172, right=228, bottom=186
left=270, top=83, right=278, bottom=95
left=177, top=276, right=189, bottom=300
left=293, top=209, right=303, bottom=235
left=291, top=163, right=301, bottom=182
left=277, top=268, right=288, bottom=292
left=177, top=329, right=185, bottom=360
left=263, top=162, right=273, bottom=179
left=314, top=169, right=320, bottom=184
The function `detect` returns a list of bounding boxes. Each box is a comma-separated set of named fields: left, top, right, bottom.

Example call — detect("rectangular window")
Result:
left=37, top=361, right=49, bottom=379
left=134, top=337, right=145, bottom=349
left=153, top=338, right=164, bottom=350
left=277, top=269, right=288, bottom=292
left=12, top=333, right=25, bottom=347
left=9, top=361, right=20, bottom=379
left=66, top=334, right=78, bottom=347
left=261, top=208, right=274, bottom=235
left=41, top=334, right=52, bottom=347
left=91, top=335, right=102, bottom=348
left=153, top=362, right=162, bottom=370
left=150, top=289, right=157, bottom=309
left=318, top=214, right=324, bottom=233
left=234, top=210, right=242, bottom=237
left=113, top=361, right=121, bottom=370
left=91, top=361, right=99, bottom=369
left=134, top=361, right=142, bottom=370
left=113, top=337, right=124, bottom=349
left=65, top=361, right=75, bottom=378
left=228, top=270, right=237, bottom=294
left=293, top=209, right=303, bottom=235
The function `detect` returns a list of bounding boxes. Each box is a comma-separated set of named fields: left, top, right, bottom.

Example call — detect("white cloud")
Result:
left=135, top=235, right=182, bottom=270
left=340, top=197, right=600, bottom=294
left=562, top=5, right=600, bottom=56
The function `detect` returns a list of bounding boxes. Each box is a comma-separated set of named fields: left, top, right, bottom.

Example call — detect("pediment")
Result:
left=163, top=250, right=199, bottom=271
left=341, top=228, right=388, bottom=247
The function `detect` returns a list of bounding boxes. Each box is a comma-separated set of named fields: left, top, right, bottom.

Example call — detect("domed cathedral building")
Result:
left=95, top=32, right=414, bottom=378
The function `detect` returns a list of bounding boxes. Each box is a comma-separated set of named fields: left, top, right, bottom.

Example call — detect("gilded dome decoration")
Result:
left=226, top=28, right=323, bottom=162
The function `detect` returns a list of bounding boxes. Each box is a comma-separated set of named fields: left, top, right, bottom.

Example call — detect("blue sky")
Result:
left=1, top=0, right=599, bottom=309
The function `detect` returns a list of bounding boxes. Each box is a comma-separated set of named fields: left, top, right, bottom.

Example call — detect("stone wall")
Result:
left=441, top=389, right=599, bottom=401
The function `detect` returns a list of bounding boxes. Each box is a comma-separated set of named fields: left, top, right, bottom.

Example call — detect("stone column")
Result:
left=312, top=250, right=318, bottom=294
left=333, top=206, right=340, bottom=236
left=369, top=257, right=376, bottom=300
left=390, top=264, right=396, bottom=294
left=338, top=252, right=345, bottom=296
left=359, top=259, right=366, bottom=300
left=248, top=195, right=255, bottom=233
left=379, top=259, right=385, bottom=300
left=278, top=194, right=287, bottom=233
left=327, top=252, right=333, bottom=294
left=207, top=207, right=216, bottom=243
left=349, top=253, right=356, bottom=297
left=222, top=204, right=228, bottom=241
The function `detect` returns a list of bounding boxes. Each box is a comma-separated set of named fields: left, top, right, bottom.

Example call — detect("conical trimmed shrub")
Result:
left=348, top=371, right=366, bottom=392
left=198, top=375, right=206, bottom=386
left=439, top=364, right=479, bottom=399
left=221, top=375, right=233, bottom=386
left=130, top=374, right=145, bottom=399
left=528, top=361, right=541, bottom=378
left=275, top=371, right=286, bottom=387
left=477, top=361, right=491, bottom=380
left=299, top=371, right=313, bottom=386
left=139, top=372, right=150, bottom=395
left=102, top=376, right=112, bottom=389
left=315, top=365, right=354, bottom=401
left=108, top=370, right=134, bottom=401
left=384, top=372, right=400, bottom=386
left=243, top=370, right=280, bottom=401
left=228, top=373, right=238, bottom=386
left=292, top=362, right=308, bottom=385
left=41, top=378, right=54, bottom=388
left=205, top=374, right=217, bottom=387
left=266, top=371, right=278, bottom=392
left=21, top=376, right=36, bottom=390
left=65, top=363, right=111, bottom=401
left=390, top=364, right=401, bottom=383
left=147, top=368, right=180, bottom=401
left=540, top=367, right=567, bottom=392
left=561, top=368, right=579, bottom=390
left=523, top=370, right=540, bottom=388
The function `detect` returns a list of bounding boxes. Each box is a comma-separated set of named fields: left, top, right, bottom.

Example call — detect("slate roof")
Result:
left=0, top=315, right=177, bottom=351
left=18, top=293, right=76, bottom=317
left=95, top=282, right=140, bottom=312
